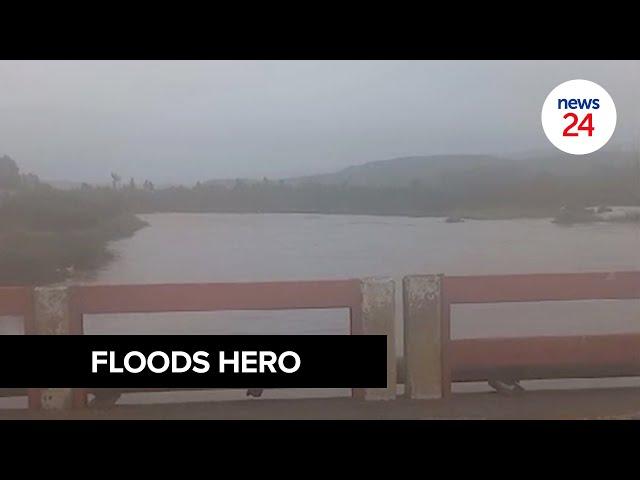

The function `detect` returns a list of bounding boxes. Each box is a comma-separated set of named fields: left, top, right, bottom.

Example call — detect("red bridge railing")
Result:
left=67, top=280, right=365, bottom=406
left=69, top=280, right=363, bottom=332
left=4, top=278, right=398, bottom=410
left=3, top=272, right=640, bottom=408
left=0, top=287, right=34, bottom=333
left=0, top=287, right=34, bottom=403
left=441, top=271, right=640, bottom=395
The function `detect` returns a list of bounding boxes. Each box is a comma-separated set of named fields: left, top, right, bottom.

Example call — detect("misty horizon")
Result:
left=1, top=60, right=638, bottom=184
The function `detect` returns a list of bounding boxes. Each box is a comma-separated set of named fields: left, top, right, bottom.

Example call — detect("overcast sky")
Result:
left=0, top=60, right=637, bottom=184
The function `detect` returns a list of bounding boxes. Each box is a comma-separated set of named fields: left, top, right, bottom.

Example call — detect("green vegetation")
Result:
left=0, top=156, right=147, bottom=285
left=0, top=188, right=147, bottom=285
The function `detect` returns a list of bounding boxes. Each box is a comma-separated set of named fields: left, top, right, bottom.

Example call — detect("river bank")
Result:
left=0, top=188, right=147, bottom=286
left=0, top=212, right=147, bottom=286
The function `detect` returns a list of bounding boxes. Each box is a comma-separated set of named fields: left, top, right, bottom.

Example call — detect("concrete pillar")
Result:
left=403, top=275, right=443, bottom=399
left=354, top=277, right=396, bottom=400
left=33, top=286, right=73, bottom=410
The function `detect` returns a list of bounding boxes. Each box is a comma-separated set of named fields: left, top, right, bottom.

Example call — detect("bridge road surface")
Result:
left=3, top=388, right=640, bottom=419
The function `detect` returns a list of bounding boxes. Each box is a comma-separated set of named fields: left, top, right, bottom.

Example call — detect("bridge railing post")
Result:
left=32, top=286, right=74, bottom=410
left=353, top=277, right=396, bottom=400
left=403, top=275, right=444, bottom=399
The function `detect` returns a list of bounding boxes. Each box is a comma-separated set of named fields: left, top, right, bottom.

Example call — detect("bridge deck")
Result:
left=3, top=388, right=640, bottom=420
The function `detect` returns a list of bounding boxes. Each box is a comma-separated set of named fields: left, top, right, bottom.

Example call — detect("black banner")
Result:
left=0, top=335, right=387, bottom=388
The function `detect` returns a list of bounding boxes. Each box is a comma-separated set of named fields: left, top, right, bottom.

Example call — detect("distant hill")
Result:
left=278, top=150, right=638, bottom=189
left=285, top=155, right=512, bottom=188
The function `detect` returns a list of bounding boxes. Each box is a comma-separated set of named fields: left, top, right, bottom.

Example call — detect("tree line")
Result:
left=2, top=154, right=639, bottom=219
left=115, top=167, right=640, bottom=218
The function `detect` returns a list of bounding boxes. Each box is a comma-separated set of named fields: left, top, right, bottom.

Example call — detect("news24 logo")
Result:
left=541, top=79, right=616, bottom=155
